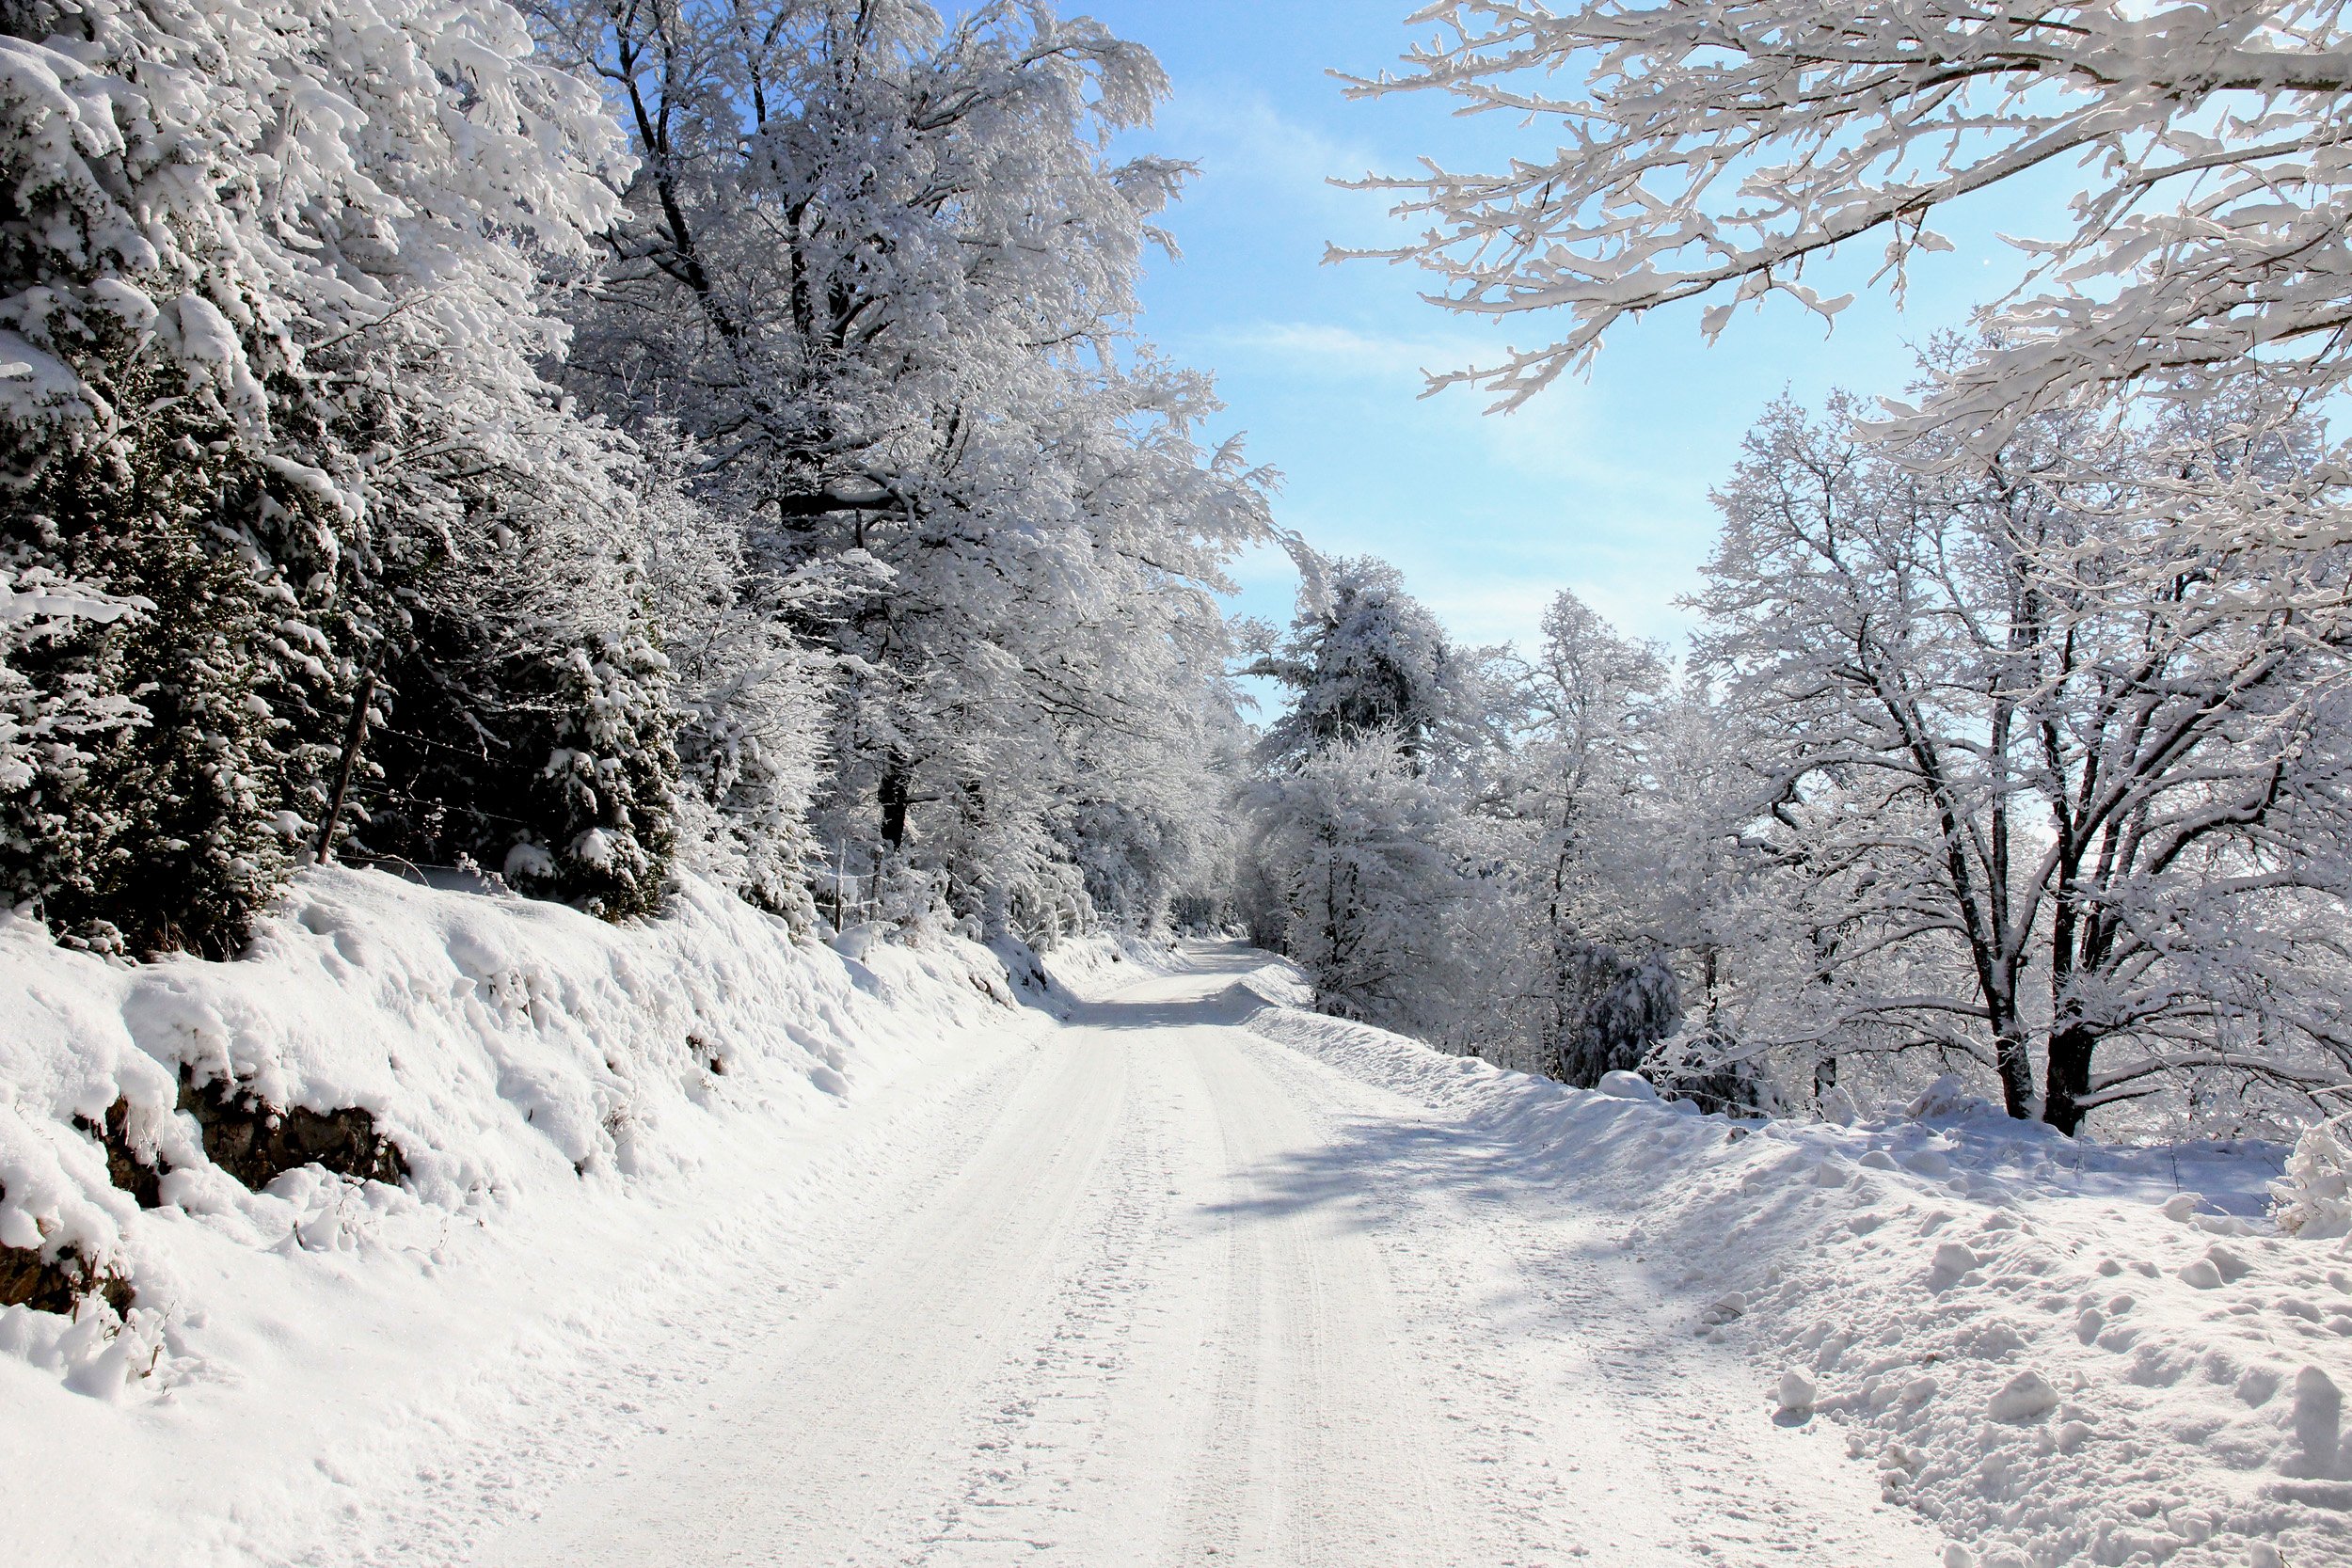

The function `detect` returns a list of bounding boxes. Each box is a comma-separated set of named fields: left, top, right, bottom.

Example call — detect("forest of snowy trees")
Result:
left=8, top=0, right=2352, bottom=1141
left=1240, top=391, right=2352, bottom=1137
left=0, top=0, right=1264, bottom=958
left=1238, top=0, right=2352, bottom=1138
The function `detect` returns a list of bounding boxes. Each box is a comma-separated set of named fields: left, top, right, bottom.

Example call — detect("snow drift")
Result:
left=1238, top=962, right=2350, bottom=1568
left=0, top=866, right=1044, bottom=1562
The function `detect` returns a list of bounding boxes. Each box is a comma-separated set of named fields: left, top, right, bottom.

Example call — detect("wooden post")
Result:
left=315, top=667, right=379, bottom=865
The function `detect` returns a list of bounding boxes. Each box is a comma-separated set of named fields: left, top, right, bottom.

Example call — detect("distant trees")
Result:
left=1239, top=557, right=1497, bottom=1036
left=1243, top=383, right=2352, bottom=1132
left=1240, top=556, right=1693, bottom=1078
left=1248, top=728, right=1484, bottom=1037
left=1263, top=1, right=2352, bottom=1134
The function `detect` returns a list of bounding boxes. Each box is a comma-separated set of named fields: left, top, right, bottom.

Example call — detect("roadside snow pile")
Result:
left=1036, top=929, right=1183, bottom=1000
left=0, top=866, right=1031, bottom=1402
left=1245, top=969, right=2349, bottom=1568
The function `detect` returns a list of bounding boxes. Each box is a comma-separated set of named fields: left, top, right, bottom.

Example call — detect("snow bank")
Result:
left=1244, top=969, right=2348, bottom=1568
left=1035, top=929, right=1184, bottom=1001
left=0, top=860, right=1049, bottom=1532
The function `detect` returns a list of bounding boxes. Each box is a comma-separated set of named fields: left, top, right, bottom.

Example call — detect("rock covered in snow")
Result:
left=1596, top=1069, right=1659, bottom=1102
left=1984, top=1370, right=2059, bottom=1423
left=1904, top=1074, right=2000, bottom=1121
left=1930, top=1241, right=1979, bottom=1280
left=1778, top=1368, right=1816, bottom=1414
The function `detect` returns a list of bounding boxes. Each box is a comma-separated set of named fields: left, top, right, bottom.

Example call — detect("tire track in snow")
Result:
left=469, top=1036, right=1132, bottom=1567
left=1227, top=1022, right=1943, bottom=1566
left=903, top=1032, right=1200, bottom=1564
left=330, top=1023, right=1046, bottom=1568
left=357, top=942, right=1942, bottom=1567
left=1166, top=1024, right=1482, bottom=1567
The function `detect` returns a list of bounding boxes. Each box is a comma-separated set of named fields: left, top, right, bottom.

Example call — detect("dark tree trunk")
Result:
left=879, top=756, right=912, bottom=850
left=1993, top=1022, right=2038, bottom=1122
left=2042, top=1023, right=2098, bottom=1135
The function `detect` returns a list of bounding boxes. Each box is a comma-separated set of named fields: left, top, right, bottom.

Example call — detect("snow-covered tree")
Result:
left=1345, top=0, right=2352, bottom=544
left=1247, top=727, right=1488, bottom=1037
left=1695, top=391, right=2352, bottom=1131
left=1252, top=554, right=1502, bottom=775
left=1241, top=558, right=1518, bottom=1035
left=1502, top=589, right=1678, bottom=1083
left=0, top=0, right=671, bottom=946
left=537, top=0, right=1267, bottom=938
left=353, top=431, right=682, bottom=920
left=0, top=570, right=133, bottom=800
left=634, top=429, right=833, bottom=927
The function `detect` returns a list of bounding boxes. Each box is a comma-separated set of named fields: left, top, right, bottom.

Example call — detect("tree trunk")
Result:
left=314, top=667, right=378, bottom=864
left=879, top=756, right=912, bottom=850
left=2042, top=1023, right=2097, bottom=1135
left=1992, top=1017, right=2038, bottom=1122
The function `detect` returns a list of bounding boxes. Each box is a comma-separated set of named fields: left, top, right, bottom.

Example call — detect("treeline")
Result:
left=1240, top=380, right=2352, bottom=1136
left=1234, top=0, right=2352, bottom=1136
left=0, top=0, right=1262, bottom=957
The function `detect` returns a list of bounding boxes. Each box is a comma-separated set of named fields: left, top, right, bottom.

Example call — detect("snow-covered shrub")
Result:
left=1558, top=942, right=1683, bottom=1087
left=1642, top=1026, right=1771, bottom=1116
left=2276, top=1115, right=2352, bottom=1241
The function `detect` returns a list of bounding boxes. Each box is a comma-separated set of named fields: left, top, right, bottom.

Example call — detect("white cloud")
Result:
left=1152, top=86, right=1386, bottom=222
left=1209, top=320, right=1488, bottom=380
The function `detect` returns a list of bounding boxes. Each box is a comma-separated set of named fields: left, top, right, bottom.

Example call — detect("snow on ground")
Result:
left=0, top=867, right=1043, bottom=1566
left=406, top=936, right=1943, bottom=1568
left=4, top=901, right=2343, bottom=1567
left=1246, top=963, right=2349, bottom=1568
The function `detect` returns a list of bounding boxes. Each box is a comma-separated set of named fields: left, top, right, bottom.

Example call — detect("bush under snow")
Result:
left=2278, top=1116, right=2352, bottom=1243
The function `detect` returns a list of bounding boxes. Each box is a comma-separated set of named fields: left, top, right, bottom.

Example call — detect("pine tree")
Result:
left=0, top=0, right=669, bottom=946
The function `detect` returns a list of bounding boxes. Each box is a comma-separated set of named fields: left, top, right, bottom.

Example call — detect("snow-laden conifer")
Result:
left=0, top=0, right=675, bottom=944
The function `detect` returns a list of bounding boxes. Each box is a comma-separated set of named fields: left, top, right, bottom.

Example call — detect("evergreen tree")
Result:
left=0, top=0, right=671, bottom=945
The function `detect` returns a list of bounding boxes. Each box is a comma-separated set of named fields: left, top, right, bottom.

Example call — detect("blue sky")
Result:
left=1079, top=2, right=2059, bottom=657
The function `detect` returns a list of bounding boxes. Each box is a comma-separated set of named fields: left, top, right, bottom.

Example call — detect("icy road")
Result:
left=423, top=942, right=1936, bottom=1567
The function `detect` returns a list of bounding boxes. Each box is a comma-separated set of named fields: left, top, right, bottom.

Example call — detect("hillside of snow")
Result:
left=0, top=867, right=1047, bottom=1564
left=1240, top=966, right=2350, bottom=1568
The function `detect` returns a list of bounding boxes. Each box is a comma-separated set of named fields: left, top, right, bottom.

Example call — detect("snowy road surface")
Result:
left=412, top=942, right=1938, bottom=1566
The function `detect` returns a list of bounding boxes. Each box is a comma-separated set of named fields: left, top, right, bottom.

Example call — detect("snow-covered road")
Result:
left=398, top=942, right=1936, bottom=1567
